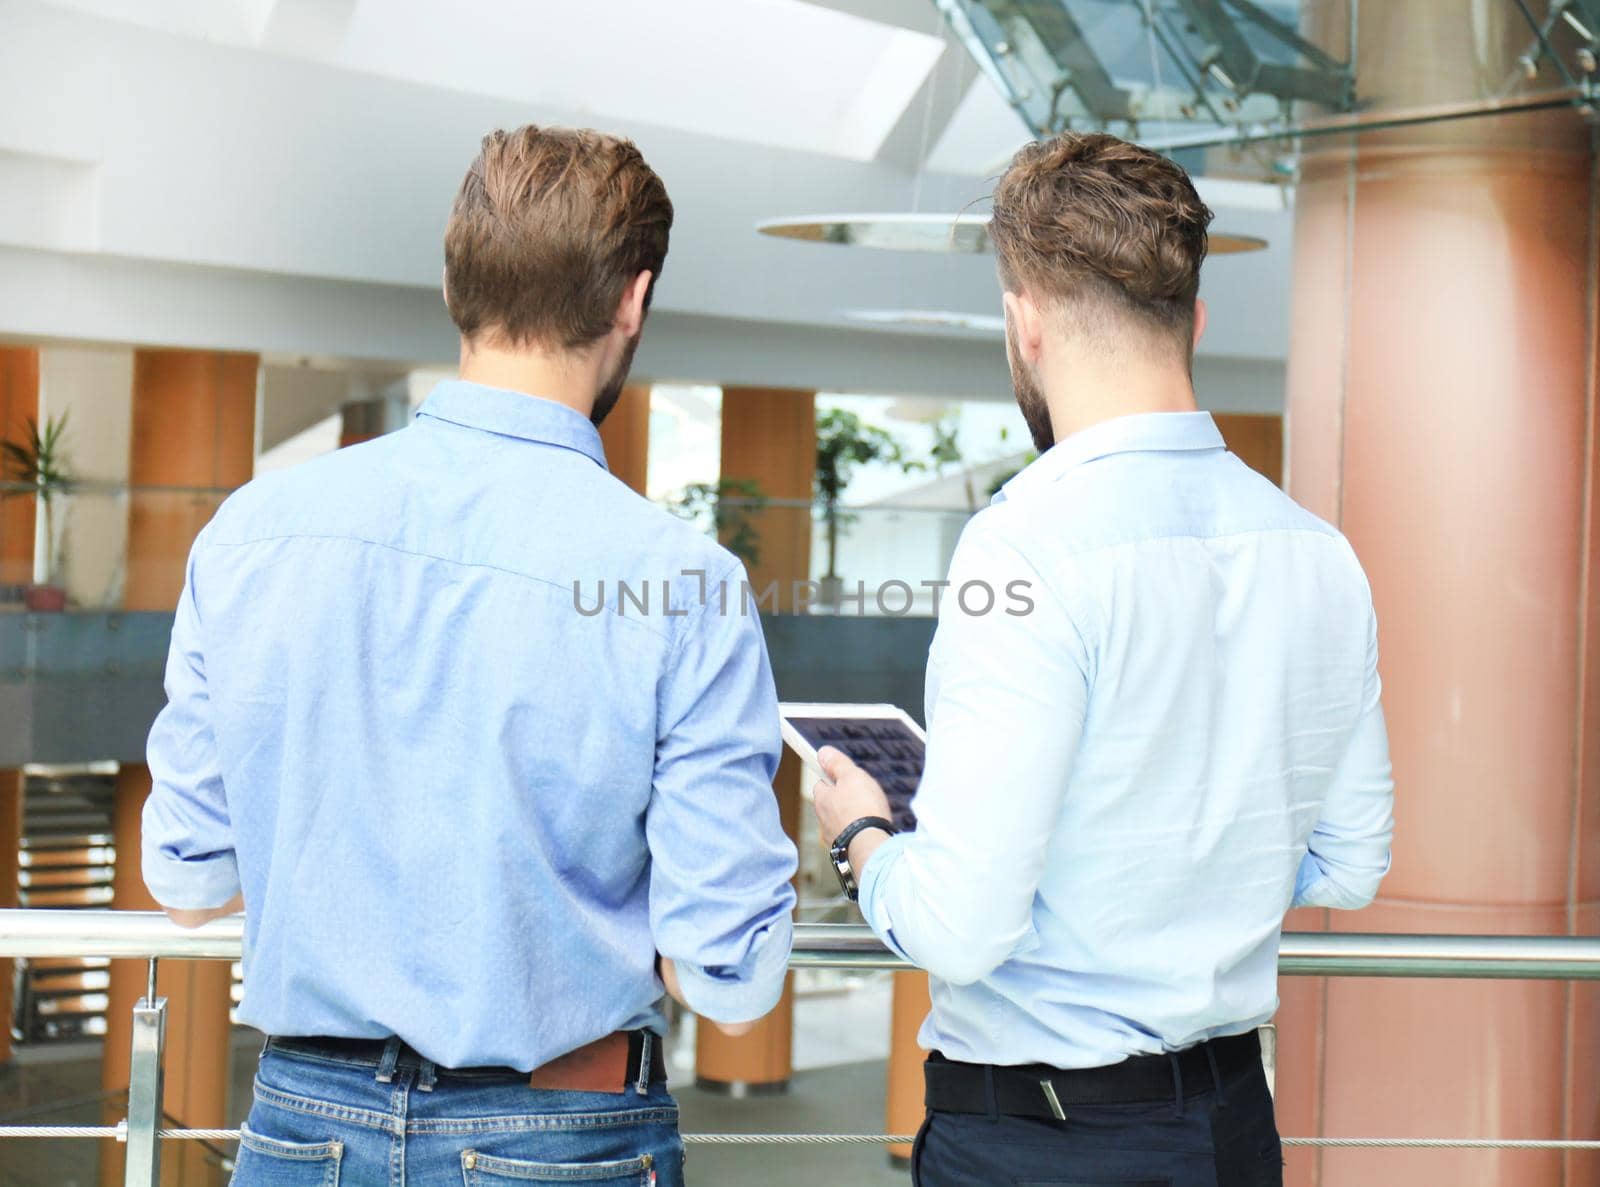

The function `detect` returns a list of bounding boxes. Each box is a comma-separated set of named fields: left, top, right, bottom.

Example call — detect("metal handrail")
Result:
left=10, top=910, right=1600, bottom=1185
left=6, top=910, right=1600, bottom=980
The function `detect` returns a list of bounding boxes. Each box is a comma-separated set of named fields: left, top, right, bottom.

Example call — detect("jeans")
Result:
left=911, top=1047, right=1283, bottom=1187
left=232, top=1038, right=683, bottom=1186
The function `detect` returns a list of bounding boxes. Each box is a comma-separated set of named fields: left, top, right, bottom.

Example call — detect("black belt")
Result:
left=924, top=1030, right=1261, bottom=1120
left=267, top=1031, right=667, bottom=1085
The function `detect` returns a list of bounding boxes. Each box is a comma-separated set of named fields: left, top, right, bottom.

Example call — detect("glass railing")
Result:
left=661, top=498, right=978, bottom=616
left=0, top=484, right=234, bottom=613
left=2, top=486, right=976, bottom=616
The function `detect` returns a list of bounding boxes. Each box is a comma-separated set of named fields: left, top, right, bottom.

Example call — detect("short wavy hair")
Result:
left=444, top=125, right=673, bottom=350
left=990, top=133, right=1213, bottom=358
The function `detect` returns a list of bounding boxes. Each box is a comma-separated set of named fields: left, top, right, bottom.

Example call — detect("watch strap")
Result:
left=830, top=816, right=898, bottom=902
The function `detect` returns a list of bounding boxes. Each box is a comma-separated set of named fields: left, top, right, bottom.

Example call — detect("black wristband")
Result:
left=830, top=816, right=899, bottom=902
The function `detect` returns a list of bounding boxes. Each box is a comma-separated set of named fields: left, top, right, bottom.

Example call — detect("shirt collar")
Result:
left=416, top=380, right=608, bottom=470
left=993, top=411, right=1225, bottom=505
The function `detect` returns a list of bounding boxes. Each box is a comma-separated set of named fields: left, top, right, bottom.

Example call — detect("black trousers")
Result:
left=911, top=1046, right=1284, bottom=1187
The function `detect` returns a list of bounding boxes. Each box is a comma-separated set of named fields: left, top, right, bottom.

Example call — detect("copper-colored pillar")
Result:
left=0, top=769, right=21, bottom=1064
left=0, top=346, right=40, bottom=587
left=693, top=387, right=814, bottom=1093
left=103, top=349, right=257, bottom=1187
left=1285, top=6, right=1596, bottom=1185
left=598, top=384, right=652, bottom=495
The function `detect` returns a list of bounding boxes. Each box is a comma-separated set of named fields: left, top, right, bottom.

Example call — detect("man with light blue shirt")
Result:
left=142, top=125, right=797, bottom=1186
left=813, top=133, right=1393, bottom=1187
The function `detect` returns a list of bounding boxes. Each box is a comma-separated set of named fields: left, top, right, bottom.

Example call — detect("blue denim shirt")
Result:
left=142, top=381, right=798, bottom=1071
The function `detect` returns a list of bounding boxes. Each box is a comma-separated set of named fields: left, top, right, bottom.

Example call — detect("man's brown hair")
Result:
left=990, top=133, right=1213, bottom=359
left=444, top=125, right=673, bottom=350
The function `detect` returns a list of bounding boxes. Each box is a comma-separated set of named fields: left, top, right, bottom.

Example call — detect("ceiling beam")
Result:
left=257, top=0, right=359, bottom=59
left=874, top=34, right=978, bottom=171
left=798, top=0, right=944, bottom=34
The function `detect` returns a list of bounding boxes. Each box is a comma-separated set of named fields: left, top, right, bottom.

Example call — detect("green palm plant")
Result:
left=2, top=411, right=71, bottom=586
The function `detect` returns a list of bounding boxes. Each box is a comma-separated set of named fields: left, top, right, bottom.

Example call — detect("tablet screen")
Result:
left=785, top=714, right=924, bottom=833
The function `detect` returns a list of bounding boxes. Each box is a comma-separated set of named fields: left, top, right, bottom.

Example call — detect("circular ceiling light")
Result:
left=843, top=309, right=1005, bottom=334
left=758, top=212, right=1267, bottom=255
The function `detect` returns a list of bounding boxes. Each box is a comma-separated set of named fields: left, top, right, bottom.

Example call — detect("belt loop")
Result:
left=635, top=1032, right=653, bottom=1095
left=1169, top=1052, right=1185, bottom=1118
left=417, top=1056, right=438, bottom=1093
left=983, top=1065, right=999, bottom=1124
left=1204, top=1042, right=1224, bottom=1108
left=376, top=1037, right=402, bottom=1084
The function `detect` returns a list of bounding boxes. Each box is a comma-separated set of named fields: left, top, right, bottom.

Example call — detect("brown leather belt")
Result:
left=266, top=1029, right=667, bottom=1094
left=528, top=1030, right=665, bottom=1093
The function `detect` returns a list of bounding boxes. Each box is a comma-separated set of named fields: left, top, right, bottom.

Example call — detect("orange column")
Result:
left=0, top=769, right=21, bottom=1065
left=692, top=387, right=814, bottom=1093
left=0, top=351, right=37, bottom=1066
left=598, top=384, right=651, bottom=495
left=1285, top=5, right=1596, bottom=1185
left=103, top=349, right=258, bottom=1187
left=1213, top=413, right=1283, bottom=487
left=885, top=972, right=931, bottom=1165
left=0, top=347, right=40, bottom=588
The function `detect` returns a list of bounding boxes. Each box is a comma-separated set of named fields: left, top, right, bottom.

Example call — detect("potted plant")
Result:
left=668, top=477, right=767, bottom=569
left=814, top=409, right=916, bottom=611
left=2, top=412, right=71, bottom=612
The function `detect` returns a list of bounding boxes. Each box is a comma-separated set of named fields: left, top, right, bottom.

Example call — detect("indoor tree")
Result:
left=1, top=411, right=71, bottom=608
left=814, top=408, right=916, bottom=606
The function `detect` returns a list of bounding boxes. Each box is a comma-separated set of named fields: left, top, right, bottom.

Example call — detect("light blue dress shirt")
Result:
left=142, top=381, right=798, bottom=1072
left=860, top=411, right=1394, bottom=1070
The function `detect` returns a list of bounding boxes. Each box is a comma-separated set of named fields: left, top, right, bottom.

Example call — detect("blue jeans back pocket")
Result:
left=460, top=1149, right=654, bottom=1184
left=232, top=1125, right=343, bottom=1185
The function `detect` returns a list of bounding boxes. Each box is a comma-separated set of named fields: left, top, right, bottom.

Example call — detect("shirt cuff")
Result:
left=675, top=914, right=793, bottom=1024
left=857, top=831, right=914, bottom=961
left=142, top=843, right=241, bottom=911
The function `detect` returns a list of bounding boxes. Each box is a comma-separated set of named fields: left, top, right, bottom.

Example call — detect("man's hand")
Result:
left=163, top=893, right=244, bottom=930
left=657, top=955, right=755, bottom=1037
left=811, top=746, right=893, bottom=855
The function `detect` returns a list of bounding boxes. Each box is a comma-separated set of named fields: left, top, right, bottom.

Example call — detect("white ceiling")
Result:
left=38, top=0, right=954, bottom=161
left=0, top=0, right=1298, bottom=407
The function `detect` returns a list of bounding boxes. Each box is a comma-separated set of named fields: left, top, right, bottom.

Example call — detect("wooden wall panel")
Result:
left=597, top=383, right=651, bottom=495
left=719, top=387, right=815, bottom=611
left=124, top=349, right=258, bottom=611
left=0, top=347, right=40, bottom=587
left=1214, top=412, right=1284, bottom=488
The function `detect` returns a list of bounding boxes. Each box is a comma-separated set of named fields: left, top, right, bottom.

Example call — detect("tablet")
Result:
left=779, top=702, right=926, bottom=833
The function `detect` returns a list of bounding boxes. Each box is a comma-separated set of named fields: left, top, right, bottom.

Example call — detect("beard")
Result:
left=589, top=333, right=640, bottom=428
left=1006, top=320, right=1055, bottom=453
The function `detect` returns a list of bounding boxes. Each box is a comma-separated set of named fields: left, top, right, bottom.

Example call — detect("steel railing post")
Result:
left=123, top=958, right=165, bottom=1187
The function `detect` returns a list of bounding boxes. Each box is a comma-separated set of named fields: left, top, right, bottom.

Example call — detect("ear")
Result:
left=441, top=266, right=450, bottom=308
left=1191, top=297, right=1208, bottom=351
left=1002, top=288, right=1045, bottom=366
left=615, top=270, right=653, bottom=339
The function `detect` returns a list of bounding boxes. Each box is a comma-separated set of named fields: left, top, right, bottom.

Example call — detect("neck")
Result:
left=458, top=338, right=602, bottom=419
left=1046, top=351, right=1198, bottom=441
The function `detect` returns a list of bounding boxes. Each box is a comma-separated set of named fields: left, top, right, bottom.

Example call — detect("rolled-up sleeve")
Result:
left=142, top=534, right=241, bottom=910
left=647, top=561, right=798, bottom=1023
left=1292, top=601, right=1395, bottom=910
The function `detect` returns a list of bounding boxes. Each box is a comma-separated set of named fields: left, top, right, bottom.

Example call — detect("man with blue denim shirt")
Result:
left=142, top=125, right=797, bottom=1185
